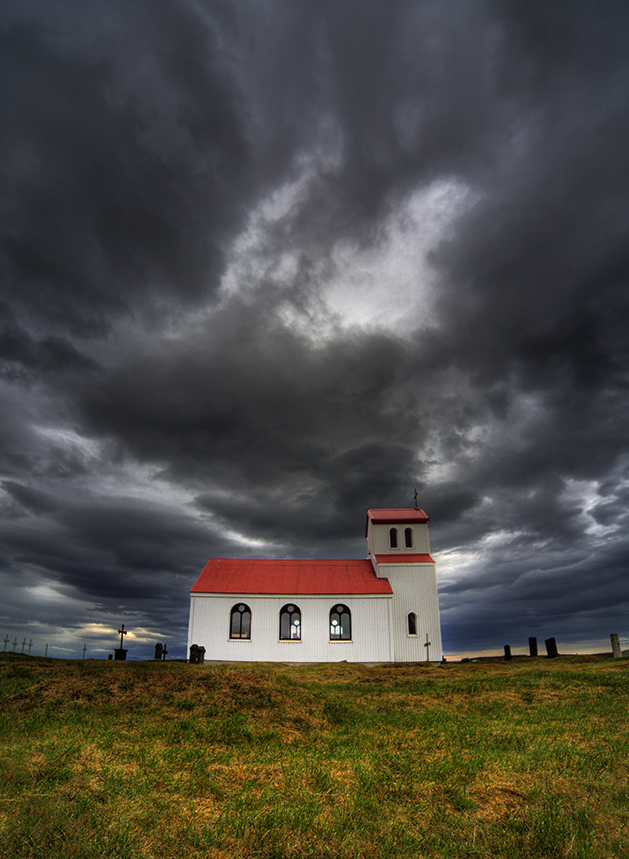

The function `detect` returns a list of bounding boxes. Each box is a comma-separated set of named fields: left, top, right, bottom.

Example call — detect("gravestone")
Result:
left=189, top=644, right=206, bottom=665
left=545, top=637, right=558, bottom=658
left=529, top=636, right=538, bottom=657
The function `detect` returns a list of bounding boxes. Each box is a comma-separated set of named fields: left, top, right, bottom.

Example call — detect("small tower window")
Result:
left=405, top=527, right=413, bottom=548
left=230, top=604, right=251, bottom=639
left=389, top=527, right=398, bottom=549
left=408, top=612, right=417, bottom=636
left=280, top=604, right=301, bottom=640
left=330, top=604, right=351, bottom=641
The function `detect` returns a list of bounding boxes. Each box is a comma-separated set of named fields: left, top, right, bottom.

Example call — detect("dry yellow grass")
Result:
left=1, top=653, right=628, bottom=858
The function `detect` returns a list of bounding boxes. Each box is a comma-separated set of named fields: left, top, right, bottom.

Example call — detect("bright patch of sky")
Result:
left=560, top=477, right=620, bottom=538
left=26, top=583, right=73, bottom=604
left=220, top=527, right=277, bottom=550
left=219, top=155, right=474, bottom=339
left=33, top=426, right=101, bottom=461
left=322, top=180, right=475, bottom=334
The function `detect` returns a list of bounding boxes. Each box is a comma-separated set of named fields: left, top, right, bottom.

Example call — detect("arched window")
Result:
left=405, top=527, right=413, bottom=548
left=389, top=527, right=398, bottom=549
left=408, top=612, right=417, bottom=636
left=330, top=604, right=352, bottom=641
left=280, top=604, right=301, bottom=640
left=230, top=604, right=251, bottom=639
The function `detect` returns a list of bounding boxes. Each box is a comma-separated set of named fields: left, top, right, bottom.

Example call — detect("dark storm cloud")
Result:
left=0, top=302, right=100, bottom=380
left=1, top=0, right=629, bottom=658
left=75, top=313, right=427, bottom=547
left=1, top=1, right=251, bottom=340
left=441, top=536, right=629, bottom=653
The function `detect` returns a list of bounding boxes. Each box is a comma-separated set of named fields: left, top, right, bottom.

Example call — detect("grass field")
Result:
left=0, top=653, right=628, bottom=858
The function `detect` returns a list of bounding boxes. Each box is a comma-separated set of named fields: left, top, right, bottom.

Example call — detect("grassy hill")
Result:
left=1, top=653, right=628, bottom=858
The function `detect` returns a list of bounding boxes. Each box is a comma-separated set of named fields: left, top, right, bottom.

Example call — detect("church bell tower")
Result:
left=365, top=506, right=442, bottom=662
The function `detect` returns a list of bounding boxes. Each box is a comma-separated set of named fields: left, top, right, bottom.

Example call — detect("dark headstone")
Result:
left=545, top=637, right=558, bottom=658
left=528, top=636, right=538, bottom=657
left=113, top=648, right=128, bottom=661
left=504, top=644, right=512, bottom=661
left=189, top=644, right=206, bottom=665
left=154, top=643, right=163, bottom=661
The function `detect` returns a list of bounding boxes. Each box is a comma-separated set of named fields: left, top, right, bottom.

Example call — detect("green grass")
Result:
left=1, top=654, right=628, bottom=858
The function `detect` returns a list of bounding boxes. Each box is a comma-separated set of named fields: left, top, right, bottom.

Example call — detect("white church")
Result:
left=187, top=507, right=443, bottom=663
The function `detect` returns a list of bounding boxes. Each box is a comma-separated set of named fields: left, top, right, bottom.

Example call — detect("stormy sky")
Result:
left=1, top=0, right=628, bottom=660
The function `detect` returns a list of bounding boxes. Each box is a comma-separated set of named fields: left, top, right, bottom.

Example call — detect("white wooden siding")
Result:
left=375, top=562, right=443, bottom=662
left=367, top=522, right=431, bottom=555
left=188, top=594, right=393, bottom=663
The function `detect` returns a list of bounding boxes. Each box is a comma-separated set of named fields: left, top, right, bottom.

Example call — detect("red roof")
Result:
left=191, top=558, right=393, bottom=595
left=366, top=507, right=429, bottom=535
left=374, top=554, right=434, bottom=564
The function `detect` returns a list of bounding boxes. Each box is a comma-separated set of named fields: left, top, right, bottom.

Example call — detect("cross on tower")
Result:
left=414, top=488, right=419, bottom=510
left=118, top=624, right=127, bottom=650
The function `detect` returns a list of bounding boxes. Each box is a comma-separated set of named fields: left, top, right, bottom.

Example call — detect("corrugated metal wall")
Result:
left=188, top=594, right=393, bottom=663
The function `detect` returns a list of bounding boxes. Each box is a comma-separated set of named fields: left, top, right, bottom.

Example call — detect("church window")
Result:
left=405, top=527, right=413, bottom=548
left=389, top=527, right=398, bottom=549
left=408, top=613, right=417, bottom=636
left=280, top=604, right=301, bottom=640
left=230, top=604, right=251, bottom=639
left=330, top=604, right=351, bottom=640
